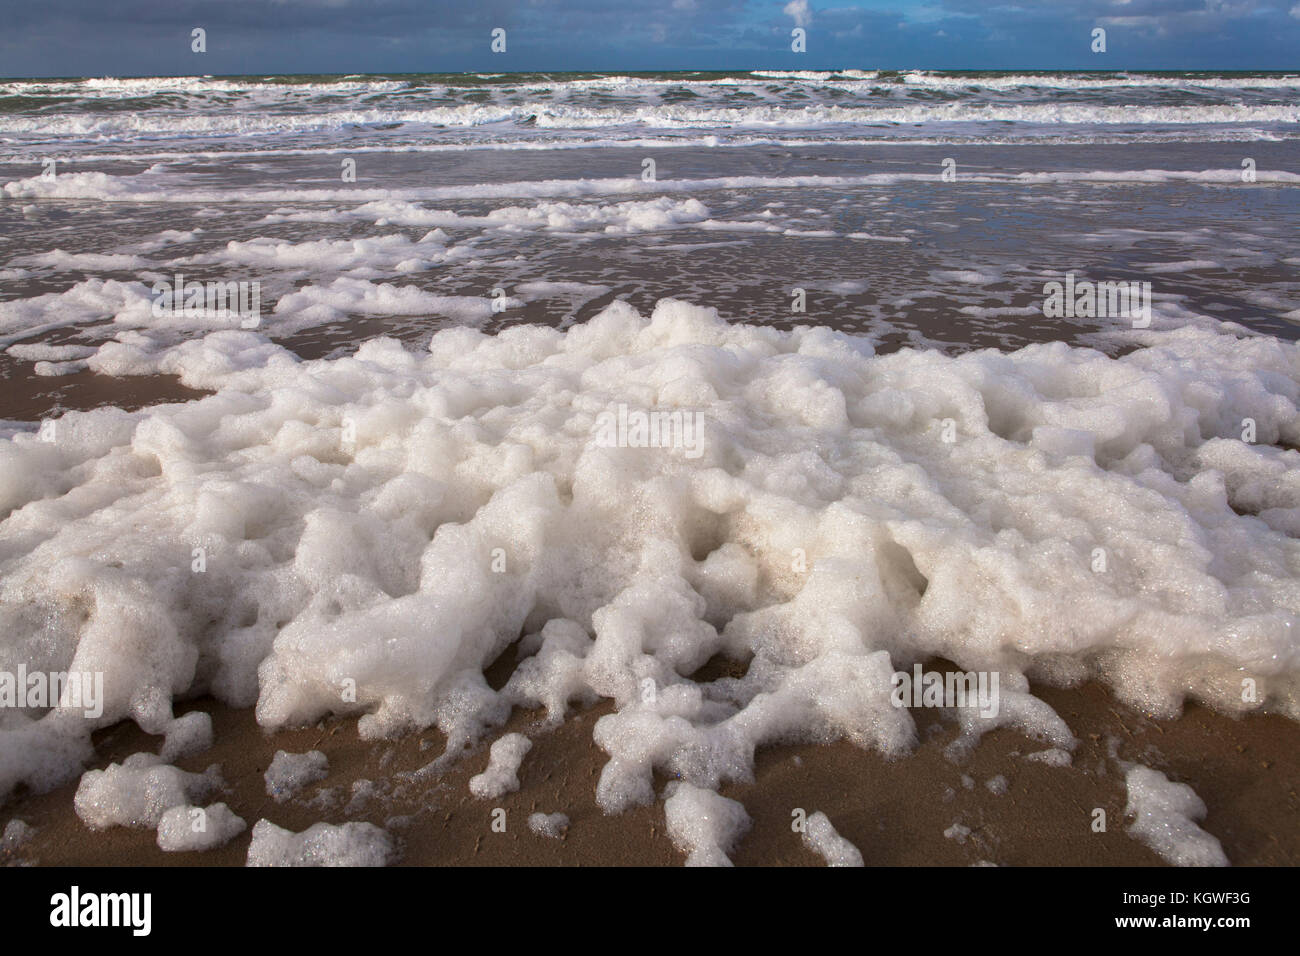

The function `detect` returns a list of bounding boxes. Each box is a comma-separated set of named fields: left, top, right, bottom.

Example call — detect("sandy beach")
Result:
left=2, top=68, right=1298, bottom=872
left=5, top=651, right=1297, bottom=866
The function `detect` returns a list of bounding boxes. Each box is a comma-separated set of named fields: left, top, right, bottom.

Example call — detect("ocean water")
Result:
left=1, top=71, right=1298, bottom=865
left=2, top=71, right=1298, bottom=366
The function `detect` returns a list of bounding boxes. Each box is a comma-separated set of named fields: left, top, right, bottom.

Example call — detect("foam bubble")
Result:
left=159, top=712, right=213, bottom=763
left=664, top=782, right=751, bottom=867
left=802, top=811, right=864, bottom=866
left=1024, top=748, right=1073, bottom=767
left=1, top=819, right=34, bottom=853
left=73, top=754, right=220, bottom=831
left=245, top=819, right=394, bottom=867
left=469, top=734, right=532, bottom=799
left=156, top=802, right=246, bottom=852
left=265, top=750, right=330, bottom=803
left=1124, top=764, right=1229, bottom=867
left=528, top=812, right=569, bottom=839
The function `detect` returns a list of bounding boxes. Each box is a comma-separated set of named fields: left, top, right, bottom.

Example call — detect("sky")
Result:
left=0, top=0, right=1296, bottom=78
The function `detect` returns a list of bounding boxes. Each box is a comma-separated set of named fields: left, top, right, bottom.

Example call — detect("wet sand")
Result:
left=4, top=654, right=1296, bottom=867
left=0, top=361, right=208, bottom=423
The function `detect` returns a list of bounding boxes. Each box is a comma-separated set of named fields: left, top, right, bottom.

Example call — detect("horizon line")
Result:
left=3, top=66, right=1298, bottom=82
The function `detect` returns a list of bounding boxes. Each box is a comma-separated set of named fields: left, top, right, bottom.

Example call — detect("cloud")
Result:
left=0, top=0, right=1297, bottom=76
left=783, top=0, right=813, bottom=28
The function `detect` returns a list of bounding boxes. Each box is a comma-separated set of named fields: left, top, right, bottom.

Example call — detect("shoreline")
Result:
left=5, top=668, right=1296, bottom=867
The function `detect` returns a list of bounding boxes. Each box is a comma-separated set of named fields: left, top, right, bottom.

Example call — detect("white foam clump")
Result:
left=245, top=819, right=394, bottom=867
left=469, top=734, right=532, bottom=799
left=6, top=343, right=97, bottom=363
left=73, top=754, right=219, bottom=830
left=0, top=277, right=152, bottom=347
left=7, top=167, right=1300, bottom=208
left=204, top=232, right=465, bottom=278
left=265, top=750, right=330, bottom=803
left=1, top=819, right=34, bottom=852
left=10, top=250, right=147, bottom=272
left=664, top=783, right=751, bottom=867
left=1124, top=765, right=1229, bottom=867
left=159, top=711, right=213, bottom=763
left=156, top=802, right=246, bottom=852
left=1, top=297, right=1298, bottom=818
left=528, top=812, right=569, bottom=839
left=269, top=278, right=499, bottom=331
left=802, top=811, right=864, bottom=866
left=944, top=823, right=972, bottom=844
left=485, top=197, right=711, bottom=235
left=0, top=273, right=494, bottom=368
left=1024, top=748, right=1072, bottom=767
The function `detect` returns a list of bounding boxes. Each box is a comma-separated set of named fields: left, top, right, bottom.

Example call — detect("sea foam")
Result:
left=0, top=298, right=1296, bottom=836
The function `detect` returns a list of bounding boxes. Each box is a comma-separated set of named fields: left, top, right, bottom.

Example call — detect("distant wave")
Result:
left=0, top=71, right=1294, bottom=155
left=1, top=103, right=1296, bottom=139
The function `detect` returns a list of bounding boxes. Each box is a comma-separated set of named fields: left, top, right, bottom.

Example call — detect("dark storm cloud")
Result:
left=0, top=0, right=1295, bottom=76
left=0, top=0, right=770, bottom=75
